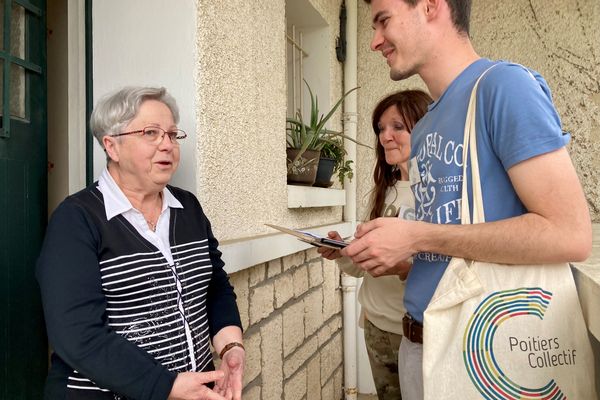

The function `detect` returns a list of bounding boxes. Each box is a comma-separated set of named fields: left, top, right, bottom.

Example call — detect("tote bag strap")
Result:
left=460, top=63, right=500, bottom=225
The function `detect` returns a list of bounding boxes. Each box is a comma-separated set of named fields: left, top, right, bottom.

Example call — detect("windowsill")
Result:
left=220, top=221, right=353, bottom=274
left=287, top=184, right=346, bottom=208
left=571, top=223, right=600, bottom=342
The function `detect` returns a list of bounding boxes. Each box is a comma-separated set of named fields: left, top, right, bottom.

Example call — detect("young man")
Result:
left=341, top=0, right=592, bottom=398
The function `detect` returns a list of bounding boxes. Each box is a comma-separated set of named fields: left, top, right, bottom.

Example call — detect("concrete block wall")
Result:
left=227, top=248, right=345, bottom=400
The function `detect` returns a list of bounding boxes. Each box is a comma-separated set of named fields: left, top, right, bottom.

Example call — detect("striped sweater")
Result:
left=36, top=184, right=241, bottom=400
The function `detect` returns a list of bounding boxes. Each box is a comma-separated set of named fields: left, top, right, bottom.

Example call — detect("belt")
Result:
left=402, top=313, right=423, bottom=344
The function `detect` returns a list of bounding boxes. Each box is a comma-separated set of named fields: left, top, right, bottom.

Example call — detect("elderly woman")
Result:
left=36, top=87, right=244, bottom=400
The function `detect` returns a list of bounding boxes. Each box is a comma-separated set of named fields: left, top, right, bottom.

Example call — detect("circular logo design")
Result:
left=462, top=287, right=566, bottom=400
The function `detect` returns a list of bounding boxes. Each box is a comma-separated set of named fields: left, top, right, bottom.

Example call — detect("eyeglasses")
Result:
left=110, top=126, right=187, bottom=145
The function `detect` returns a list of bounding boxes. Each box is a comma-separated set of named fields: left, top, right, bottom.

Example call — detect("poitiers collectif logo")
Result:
left=462, top=288, right=572, bottom=400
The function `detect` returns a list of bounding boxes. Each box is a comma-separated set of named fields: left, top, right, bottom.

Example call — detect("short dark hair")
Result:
left=446, top=0, right=471, bottom=35
left=363, top=0, right=471, bottom=35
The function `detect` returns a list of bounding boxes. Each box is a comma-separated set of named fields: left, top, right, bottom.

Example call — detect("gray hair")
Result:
left=90, top=86, right=180, bottom=148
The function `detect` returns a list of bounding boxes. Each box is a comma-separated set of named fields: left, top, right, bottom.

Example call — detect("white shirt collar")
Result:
left=97, top=167, right=183, bottom=221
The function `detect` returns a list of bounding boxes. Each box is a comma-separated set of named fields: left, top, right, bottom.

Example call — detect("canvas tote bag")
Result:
left=422, top=65, right=597, bottom=400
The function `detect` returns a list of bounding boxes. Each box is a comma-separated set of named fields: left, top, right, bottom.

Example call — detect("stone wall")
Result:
left=196, top=0, right=347, bottom=397
left=226, top=248, right=344, bottom=400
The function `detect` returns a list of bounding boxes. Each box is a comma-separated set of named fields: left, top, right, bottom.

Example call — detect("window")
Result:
left=284, top=1, right=345, bottom=207
left=285, top=0, right=330, bottom=120
left=286, top=24, right=308, bottom=119
left=0, top=0, right=43, bottom=137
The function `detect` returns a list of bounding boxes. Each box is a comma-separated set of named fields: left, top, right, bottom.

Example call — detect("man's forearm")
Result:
left=416, top=212, right=591, bottom=264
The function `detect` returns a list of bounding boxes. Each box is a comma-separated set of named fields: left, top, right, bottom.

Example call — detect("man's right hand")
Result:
left=168, top=371, right=230, bottom=400
left=341, top=217, right=418, bottom=277
left=317, top=231, right=344, bottom=260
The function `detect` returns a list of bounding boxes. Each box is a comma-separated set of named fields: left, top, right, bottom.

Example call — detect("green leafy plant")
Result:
left=286, top=80, right=369, bottom=184
left=286, top=81, right=364, bottom=156
left=320, top=138, right=354, bottom=185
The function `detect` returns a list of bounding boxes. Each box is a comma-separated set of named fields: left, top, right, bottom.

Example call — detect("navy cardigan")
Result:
left=36, top=183, right=241, bottom=400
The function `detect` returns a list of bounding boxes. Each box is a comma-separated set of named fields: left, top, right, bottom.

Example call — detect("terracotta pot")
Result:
left=286, top=148, right=320, bottom=186
left=313, top=157, right=335, bottom=188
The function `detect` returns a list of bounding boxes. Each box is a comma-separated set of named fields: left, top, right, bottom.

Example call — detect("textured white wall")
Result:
left=195, top=0, right=345, bottom=241
left=356, top=0, right=600, bottom=222
left=91, top=0, right=197, bottom=192
left=470, top=0, right=600, bottom=221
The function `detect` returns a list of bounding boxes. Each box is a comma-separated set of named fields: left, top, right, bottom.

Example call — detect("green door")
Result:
left=0, top=0, right=47, bottom=398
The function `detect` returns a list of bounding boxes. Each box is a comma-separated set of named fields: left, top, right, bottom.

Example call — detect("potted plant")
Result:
left=313, top=138, right=354, bottom=187
left=286, top=81, right=361, bottom=186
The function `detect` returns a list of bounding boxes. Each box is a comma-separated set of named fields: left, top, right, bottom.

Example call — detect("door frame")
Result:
left=47, top=0, right=92, bottom=212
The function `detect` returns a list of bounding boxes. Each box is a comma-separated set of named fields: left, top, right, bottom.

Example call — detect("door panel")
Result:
left=0, top=0, right=47, bottom=398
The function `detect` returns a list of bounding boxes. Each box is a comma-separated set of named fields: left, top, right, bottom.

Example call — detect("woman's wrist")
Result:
left=219, top=342, right=245, bottom=359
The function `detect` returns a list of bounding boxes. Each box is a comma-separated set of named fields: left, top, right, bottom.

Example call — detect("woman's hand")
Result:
left=168, top=371, right=228, bottom=400
left=317, top=231, right=344, bottom=260
left=215, top=346, right=245, bottom=400
left=212, top=327, right=243, bottom=400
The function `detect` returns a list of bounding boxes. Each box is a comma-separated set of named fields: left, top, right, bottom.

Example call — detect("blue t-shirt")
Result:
left=406, top=58, right=569, bottom=323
